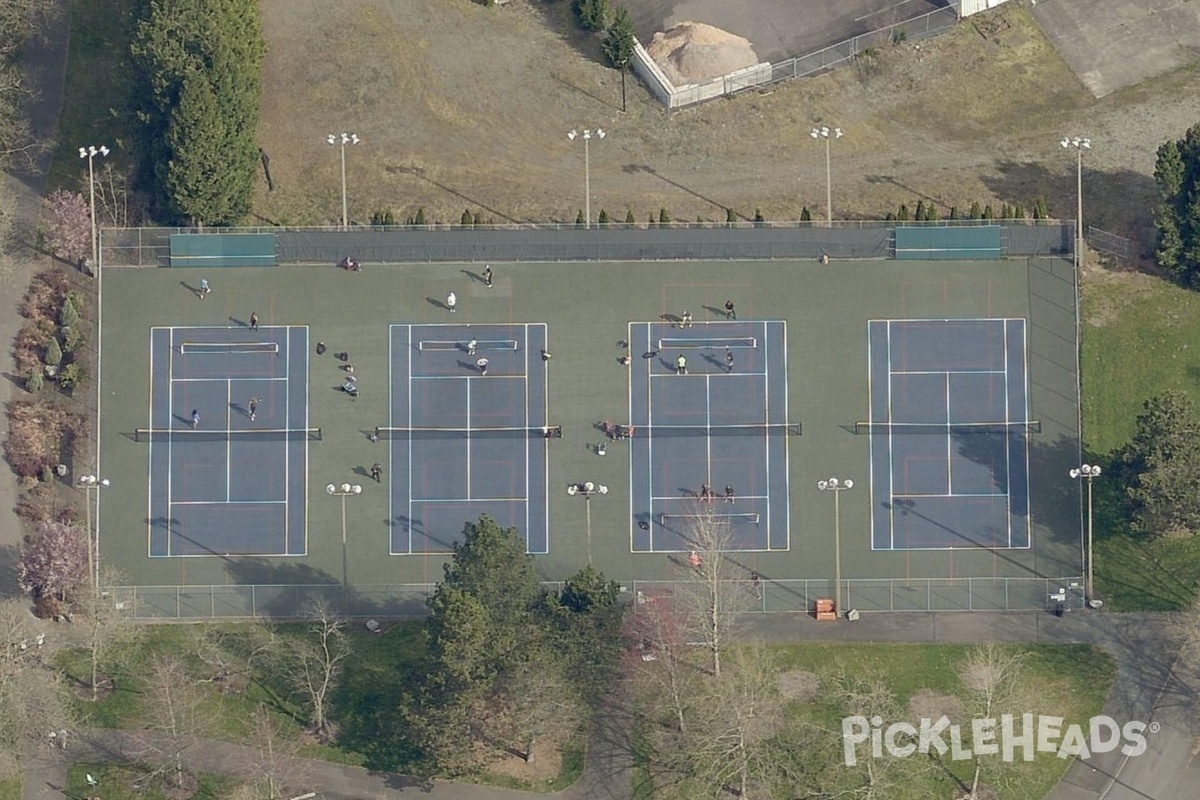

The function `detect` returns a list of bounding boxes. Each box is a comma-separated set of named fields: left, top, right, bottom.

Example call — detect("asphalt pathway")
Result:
left=21, top=610, right=1198, bottom=799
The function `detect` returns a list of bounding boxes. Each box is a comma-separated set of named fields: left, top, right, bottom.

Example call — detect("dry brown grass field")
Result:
left=255, top=0, right=1200, bottom=259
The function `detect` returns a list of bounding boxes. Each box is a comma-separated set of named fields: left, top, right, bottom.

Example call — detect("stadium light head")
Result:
left=326, top=484, right=337, bottom=495
left=567, top=129, right=578, bottom=141
left=326, top=134, right=337, bottom=145
left=598, top=484, right=609, bottom=495
left=351, top=484, right=363, bottom=494
left=811, top=126, right=840, bottom=140
left=834, top=127, right=844, bottom=139
left=594, top=129, right=605, bottom=140
left=567, top=484, right=578, bottom=495
left=1061, top=136, right=1091, bottom=150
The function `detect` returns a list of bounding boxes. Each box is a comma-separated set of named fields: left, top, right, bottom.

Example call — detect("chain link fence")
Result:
left=109, top=575, right=1079, bottom=620
left=100, top=221, right=1072, bottom=268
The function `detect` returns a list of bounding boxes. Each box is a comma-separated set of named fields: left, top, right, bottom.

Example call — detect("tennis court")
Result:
left=864, top=318, right=1031, bottom=550
left=386, top=323, right=550, bottom=554
left=627, top=320, right=792, bottom=552
left=146, top=326, right=311, bottom=557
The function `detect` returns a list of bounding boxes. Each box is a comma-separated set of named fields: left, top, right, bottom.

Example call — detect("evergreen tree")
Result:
left=1152, top=127, right=1200, bottom=287
left=44, top=338, right=62, bottom=368
left=1119, top=392, right=1200, bottom=536
left=1013, top=201, right=1026, bottom=222
left=59, top=298, right=79, bottom=329
left=414, top=208, right=427, bottom=226
left=597, top=209, right=610, bottom=225
left=914, top=200, right=926, bottom=221
left=897, top=204, right=910, bottom=221
left=1033, top=197, right=1048, bottom=220
left=602, top=5, right=635, bottom=111
left=982, top=204, right=994, bottom=220
left=800, top=206, right=811, bottom=222
left=572, top=0, right=608, bottom=31
left=969, top=201, right=983, bottom=220
left=1000, top=203, right=1012, bottom=220
left=726, top=207, right=737, bottom=226
left=576, top=209, right=585, bottom=227
left=659, top=208, right=671, bottom=224
left=625, top=209, right=636, bottom=224
left=461, top=209, right=472, bottom=227
left=925, top=204, right=939, bottom=222
left=948, top=206, right=957, bottom=220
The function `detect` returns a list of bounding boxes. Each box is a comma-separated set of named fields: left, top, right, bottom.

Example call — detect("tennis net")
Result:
left=178, top=341, right=279, bottom=355
left=853, top=421, right=1040, bottom=436
left=374, top=423, right=801, bottom=440
left=135, top=427, right=321, bottom=442
left=657, top=336, right=757, bottom=350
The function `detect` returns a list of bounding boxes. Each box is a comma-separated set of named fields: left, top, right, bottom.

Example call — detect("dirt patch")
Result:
left=485, top=745, right=562, bottom=783
left=906, top=688, right=964, bottom=724
left=777, top=669, right=821, bottom=702
left=256, top=0, right=1200, bottom=261
left=646, top=22, right=758, bottom=86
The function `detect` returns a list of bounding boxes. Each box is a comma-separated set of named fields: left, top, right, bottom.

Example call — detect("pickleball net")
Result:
left=373, top=423, right=800, bottom=440
left=135, top=427, right=322, bottom=442
left=853, top=421, right=1040, bottom=436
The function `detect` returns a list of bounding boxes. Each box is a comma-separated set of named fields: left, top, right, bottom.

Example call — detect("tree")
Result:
left=676, top=510, right=751, bottom=676
left=1118, top=392, right=1200, bottom=535
left=77, top=570, right=142, bottom=702
left=278, top=601, right=350, bottom=741
left=625, top=208, right=636, bottom=224
left=137, top=655, right=217, bottom=792
left=0, top=598, right=76, bottom=780
left=58, top=297, right=79, bottom=329
left=957, top=645, right=1028, bottom=799
left=43, top=337, right=61, bottom=368
left=42, top=190, right=90, bottom=265
left=572, top=0, right=608, bottom=31
left=602, top=5, right=635, bottom=111
left=16, top=522, right=88, bottom=609
left=131, top=0, right=265, bottom=225
left=1153, top=125, right=1200, bottom=287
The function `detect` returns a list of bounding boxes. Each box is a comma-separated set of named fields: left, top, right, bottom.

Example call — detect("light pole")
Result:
left=77, top=475, right=109, bottom=593
left=1061, top=136, right=1090, bottom=271
left=78, top=146, right=109, bottom=269
left=818, top=477, right=853, bottom=614
left=810, top=126, right=842, bottom=227
left=567, top=129, right=605, bottom=229
left=567, top=482, right=608, bottom=564
left=1068, top=464, right=1101, bottom=607
left=326, top=133, right=360, bottom=229
left=326, top=482, right=362, bottom=612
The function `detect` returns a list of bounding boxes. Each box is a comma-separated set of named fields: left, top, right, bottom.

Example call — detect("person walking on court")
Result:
left=675, top=354, right=688, bottom=375
left=248, top=397, right=261, bottom=421
left=680, top=310, right=693, bottom=328
left=724, top=484, right=736, bottom=504
left=199, top=278, right=211, bottom=299
left=725, top=347, right=734, bottom=373
left=370, top=463, right=382, bottom=483
left=190, top=409, right=200, bottom=429
left=689, top=550, right=702, bottom=570
left=700, top=482, right=712, bottom=502
left=467, top=338, right=478, bottom=356
left=483, top=265, right=493, bottom=287
left=749, top=570, right=762, bottom=599
left=724, top=299, right=736, bottom=319
left=249, top=312, right=259, bottom=331
left=476, top=357, right=489, bottom=375
left=447, top=291, right=457, bottom=313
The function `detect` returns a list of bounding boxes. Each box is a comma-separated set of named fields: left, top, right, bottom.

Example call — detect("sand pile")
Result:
left=646, top=21, right=758, bottom=86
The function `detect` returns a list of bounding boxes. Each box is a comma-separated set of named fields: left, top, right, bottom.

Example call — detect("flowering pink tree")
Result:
left=17, top=522, right=88, bottom=607
left=42, top=189, right=91, bottom=265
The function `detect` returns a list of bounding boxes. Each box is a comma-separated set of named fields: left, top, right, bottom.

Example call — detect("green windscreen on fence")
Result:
left=894, top=226, right=1001, bottom=260
left=168, top=234, right=278, bottom=267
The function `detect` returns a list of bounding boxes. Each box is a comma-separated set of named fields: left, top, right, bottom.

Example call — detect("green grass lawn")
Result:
left=0, top=776, right=19, bottom=800
left=636, top=643, right=1114, bottom=800
left=1081, top=269, right=1200, bottom=609
left=67, top=764, right=235, bottom=800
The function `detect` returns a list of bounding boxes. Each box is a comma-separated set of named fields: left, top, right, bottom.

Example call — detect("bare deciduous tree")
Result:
left=76, top=570, right=140, bottom=702
left=676, top=507, right=750, bottom=676
left=278, top=602, right=350, bottom=741
left=137, top=655, right=217, bottom=792
left=957, top=645, right=1027, bottom=800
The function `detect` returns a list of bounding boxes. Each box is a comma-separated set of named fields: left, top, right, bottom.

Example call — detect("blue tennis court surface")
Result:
left=866, top=319, right=1031, bottom=550
left=388, top=323, right=549, bottom=554
left=628, top=321, right=790, bottom=552
left=147, top=326, right=310, bottom=556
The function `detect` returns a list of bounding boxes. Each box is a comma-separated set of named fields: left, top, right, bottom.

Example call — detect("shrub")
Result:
left=576, top=209, right=585, bottom=228
left=58, top=363, right=85, bottom=390
left=62, top=325, right=86, bottom=354
left=44, top=337, right=63, bottom=367
left=659, top=208, right=671, bottom=224
left=800, top=207, right=811, bottom=222
left=914, top=200, right=926, bottom=221
left=473, top=212, right=482, bottom=227
left=59, top=298, right=79, bottom=329
left=14, top=319, right=56, bottom=376
left=754, top=209, right=765, bottom=227
left=897, top=204, right=911, bottom=221
left=625, top=209, right=635, bottom=224
left=3, top=400, right=87, bottom=478
left=414, top=208, right=427, bottom=226
left=597, top=209, right=610, bottom=225
left=969, top=201, right=983, bottom=220
left=20, top=270, right=72, bottom=322
left=461, top=209, right=473, bottom=227
left=25, top=371, right=43, bottom=393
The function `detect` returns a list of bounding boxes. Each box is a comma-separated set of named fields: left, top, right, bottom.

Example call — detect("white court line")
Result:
left=944, top=370, right=953, bottom=494
left=388, top=324, right=395, bottom=556
left=170, top=376, right=288, bottom=383
left=167, top=328, right=177, bottom=556
left=302, top=326, right=311, bottom=556
left=411, top=496, right=530, bottom=504
left=171, top=500, right=289, bottom=506
left=886, top=321, right=896, bottom=549
left=1019, top=320, right=1032, bottom=547
left=283, top=327, right=291, bottom=550
left=651, top=494, right=768, bottom=502
left=225, top=379, right=232, bottom=502
left=705, top=374, right=712, bottom=485
left=146, top=329, right=156, bottom=559
left=407, top=325, right=414, bottom=554
left=649, top=370, right=768, bottom=379
left=626, top=322, right=636, bottom=553
left=466, top=368, right=472, bottom=499
left=780, top=319, right=791, bottom=551
left=891, top=369, right=1005, bottom=376
left=523, top=323, right=530, bottom=545
left=762, top=320, right=771, bottom=544
left=892, top=492, right=1008, bottom=499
